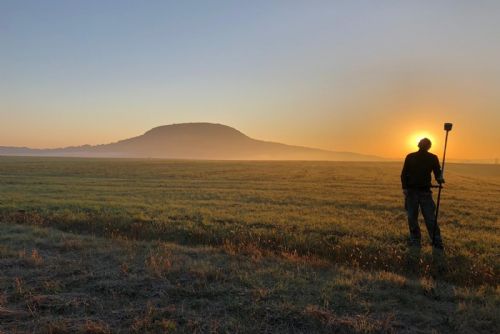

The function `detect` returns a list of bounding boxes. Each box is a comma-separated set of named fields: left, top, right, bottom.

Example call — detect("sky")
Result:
left=1, top=0, right=499, bottom=160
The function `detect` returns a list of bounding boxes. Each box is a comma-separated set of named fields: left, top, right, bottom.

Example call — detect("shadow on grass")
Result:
left=0, top=209, right=496, bottom=287
left=405, top=245, right=422, bottom=275
left=1, top=223, right=498, bottom=333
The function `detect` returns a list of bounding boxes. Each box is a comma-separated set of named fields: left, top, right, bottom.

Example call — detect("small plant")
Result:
left=81, top=320, right=111, bottom=334
left=130, top=303, right=177, bottom=333
left=145, top=245, right=172, bottom=278
left=31, top=249, right=43, bottom=265
left=18, top=248, right=43, bottom=266
left=11, top=277, right=30, bottom=302
left=43, top=280, right=63, bottom=294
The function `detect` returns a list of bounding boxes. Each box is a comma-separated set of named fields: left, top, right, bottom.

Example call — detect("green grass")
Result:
left=0, top=156, right=499, bottom=332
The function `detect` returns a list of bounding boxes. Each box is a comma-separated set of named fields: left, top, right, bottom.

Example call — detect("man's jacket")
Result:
left=401, top=149, right=442, bottom=190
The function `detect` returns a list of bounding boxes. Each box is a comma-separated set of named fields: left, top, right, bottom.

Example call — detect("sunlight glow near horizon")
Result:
left=408, top=132, right=437, bottom=152
left=1, top=1, right=499, bottom=160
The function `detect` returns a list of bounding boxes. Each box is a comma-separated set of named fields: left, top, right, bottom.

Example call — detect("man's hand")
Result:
left=437, top=177, right=445, bottom=185
left=403, top=189, right=408, bottom=196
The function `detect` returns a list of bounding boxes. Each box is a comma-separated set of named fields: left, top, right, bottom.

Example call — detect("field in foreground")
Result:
left=0, top=157, right=499, bottom=333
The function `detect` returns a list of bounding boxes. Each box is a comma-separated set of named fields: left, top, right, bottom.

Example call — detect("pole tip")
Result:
left=444, top=123, right=453, bottom=131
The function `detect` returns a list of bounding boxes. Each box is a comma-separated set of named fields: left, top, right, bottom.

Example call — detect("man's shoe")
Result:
left=408, top=239, right=421, bottom=248
left=432, top=243, right=444, bottom=250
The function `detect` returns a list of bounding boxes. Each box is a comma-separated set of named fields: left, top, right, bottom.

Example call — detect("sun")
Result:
left=408, top=132, right=436, bottom=150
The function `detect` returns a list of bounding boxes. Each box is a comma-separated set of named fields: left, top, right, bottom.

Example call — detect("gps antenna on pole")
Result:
left=432, top=122, right=453, bottom=246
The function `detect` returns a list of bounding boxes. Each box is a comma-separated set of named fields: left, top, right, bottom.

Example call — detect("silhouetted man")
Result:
left=401, top=138, right=444, bottom=249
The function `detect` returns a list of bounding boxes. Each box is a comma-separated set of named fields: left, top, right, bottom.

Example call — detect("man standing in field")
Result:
left=401, top=138, right=444, bottom=249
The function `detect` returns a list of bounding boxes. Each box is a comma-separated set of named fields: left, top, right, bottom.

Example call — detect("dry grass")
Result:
left=0, top=223, right=498, bottom=333
left=0, top=157, right=498, bottom=332
left=0, top=157, right=498, bottom=286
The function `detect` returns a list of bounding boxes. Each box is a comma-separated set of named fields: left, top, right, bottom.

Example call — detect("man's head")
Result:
left=418, top=138, right=432, bottom=151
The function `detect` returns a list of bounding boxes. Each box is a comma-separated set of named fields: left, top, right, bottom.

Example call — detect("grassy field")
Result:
left=0, top=157, right=498, bottom=333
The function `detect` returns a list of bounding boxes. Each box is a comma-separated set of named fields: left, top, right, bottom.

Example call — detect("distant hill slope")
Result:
left=0, top=123, right=384, bottom=161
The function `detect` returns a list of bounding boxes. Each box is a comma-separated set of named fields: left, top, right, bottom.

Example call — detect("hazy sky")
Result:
left=1, top=1, right=499, bottom=159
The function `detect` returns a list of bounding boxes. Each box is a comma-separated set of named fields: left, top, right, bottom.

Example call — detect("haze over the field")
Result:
left=1, top=1, right=499, bottom=160
left=0, top=123, right=383, bottom=160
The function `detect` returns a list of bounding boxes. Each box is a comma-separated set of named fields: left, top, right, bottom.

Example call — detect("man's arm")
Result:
left=401, top=155, right=409, bottom=190
left=433, top=155, right=444, bottom=184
